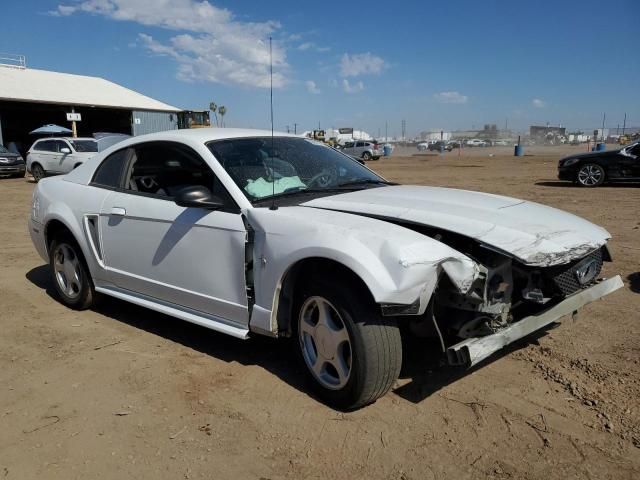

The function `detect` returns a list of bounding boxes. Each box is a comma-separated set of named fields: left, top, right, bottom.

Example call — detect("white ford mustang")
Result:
left=28, top=128, right=623, bottom=409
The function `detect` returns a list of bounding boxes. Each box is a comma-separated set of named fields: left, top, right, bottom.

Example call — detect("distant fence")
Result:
left=0, top=53, right=26, bottom=69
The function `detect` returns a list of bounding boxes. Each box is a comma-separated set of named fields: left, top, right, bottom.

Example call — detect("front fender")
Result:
left=246, top=206, right=480, bottom=334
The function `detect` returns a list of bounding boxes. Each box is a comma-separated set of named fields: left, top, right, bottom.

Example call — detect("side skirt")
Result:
left=95, top=286, right=250, bottom=340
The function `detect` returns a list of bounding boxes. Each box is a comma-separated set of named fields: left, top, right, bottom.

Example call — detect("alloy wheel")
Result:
left=577, top=165, right=603, bottom=186
left=298, top=296, right=352, bottom=390
left=53, top=243, right=82, bottom=299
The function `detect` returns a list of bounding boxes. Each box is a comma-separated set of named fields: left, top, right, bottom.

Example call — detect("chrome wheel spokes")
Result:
left=299, top=296, right=352, bottom=390
left=578, top=165, right=602, bottom=186
left=53, top=243, right=82, bottom=299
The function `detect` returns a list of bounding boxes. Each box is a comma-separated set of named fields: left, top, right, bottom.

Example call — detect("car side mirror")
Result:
left=60, top=147, right=71, bottom=154
left=173, top=185, right=224, bottom=210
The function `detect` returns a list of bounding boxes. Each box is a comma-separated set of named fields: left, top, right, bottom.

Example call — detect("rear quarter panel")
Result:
left=35, top=177, right=111, bottom=283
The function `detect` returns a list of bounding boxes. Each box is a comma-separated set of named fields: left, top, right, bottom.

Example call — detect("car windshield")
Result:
left=70, top=140, right=98, bottom=152
left=207, top=137, right=387, bottom=204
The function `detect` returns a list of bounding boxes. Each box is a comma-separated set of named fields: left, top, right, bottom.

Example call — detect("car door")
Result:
left=98, top=141, right=250, bottom=326
left=355, top=141, right=366, bottom=156
left=32, top=140, right=59, bottom=172
left=57, top=140, right=78, bottom=173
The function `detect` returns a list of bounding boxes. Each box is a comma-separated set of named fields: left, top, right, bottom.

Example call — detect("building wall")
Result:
left=131, top=110, right=178, bottom=136
left=529, top=126, right=566, bottom=139
left=420, top=130, right=451, bottom=142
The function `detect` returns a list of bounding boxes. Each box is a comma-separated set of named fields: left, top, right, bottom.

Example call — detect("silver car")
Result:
left=27, top=137, right=98, bottom=182
left=28, top=128, right=623, bottom=409
left=340, top=140, right=381, bottom=160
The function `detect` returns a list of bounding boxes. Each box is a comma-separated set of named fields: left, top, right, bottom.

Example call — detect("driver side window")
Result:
left=124, top=141, right=235, bottom=206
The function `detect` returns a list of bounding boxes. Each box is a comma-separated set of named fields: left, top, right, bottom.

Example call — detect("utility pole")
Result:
left=385, top=121, right=388, bottom=141
left=294, top=123, right=297, bottom=135
left=601, top=112, right=606, bottom=143
left=401, top=119, right=406, bottom=141
left=622, top=112, right=627, bottom=135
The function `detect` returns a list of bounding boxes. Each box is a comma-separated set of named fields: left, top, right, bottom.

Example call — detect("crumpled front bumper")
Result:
left=446, top=275, right=624, bottom=367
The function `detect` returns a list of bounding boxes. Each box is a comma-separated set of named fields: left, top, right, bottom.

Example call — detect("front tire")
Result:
left=49, top=235, right=96, bottom=310
left=295, top=281, right=402, bottom=409
left=32, top=164, right=45, bottom=182
left=577, top=163, right=605, bottom=187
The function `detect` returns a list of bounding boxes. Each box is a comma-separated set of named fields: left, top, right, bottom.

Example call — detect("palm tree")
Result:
left=218, top=106, right=227, bottom=128
left=209, top=102, right=218, bottom=127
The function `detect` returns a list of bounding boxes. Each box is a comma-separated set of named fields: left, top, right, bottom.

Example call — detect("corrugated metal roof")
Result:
left=0, top=66, right=181, bottom=112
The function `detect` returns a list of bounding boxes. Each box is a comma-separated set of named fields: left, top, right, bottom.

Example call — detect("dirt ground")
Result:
left=1, top=145, right=639, bottom=479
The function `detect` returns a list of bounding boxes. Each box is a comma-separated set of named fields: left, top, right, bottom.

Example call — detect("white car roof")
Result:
left=126, top=127, right=295, bottom=143
left=34, top=137, right=96, bottom=142
left=63, top=128, right=298, bottom=190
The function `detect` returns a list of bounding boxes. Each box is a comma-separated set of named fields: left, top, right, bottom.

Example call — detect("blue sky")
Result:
left=2, top=0, right=638, bottom=136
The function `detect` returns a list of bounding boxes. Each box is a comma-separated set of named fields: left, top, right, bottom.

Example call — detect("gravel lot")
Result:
left=1, top=145, right=638, bottom=479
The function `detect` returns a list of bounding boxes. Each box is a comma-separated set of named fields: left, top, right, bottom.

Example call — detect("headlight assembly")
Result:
left=562, top=158, right=580, bottom=167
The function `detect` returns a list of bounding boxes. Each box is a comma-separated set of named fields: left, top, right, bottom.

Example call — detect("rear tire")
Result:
left=362, top=152, right=372, bottom=161
left=49, top=234, right=96, bottom=310
left=32, top=164, right=45, bottom=182
left=294, top=280, right=402, bottom=409
left=576, top=163, right=605, bottom=187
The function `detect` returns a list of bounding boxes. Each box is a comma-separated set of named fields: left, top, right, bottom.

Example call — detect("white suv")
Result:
left=27, top=137, right=98, bottom=182
left=340, top=140, right=381, bottom=160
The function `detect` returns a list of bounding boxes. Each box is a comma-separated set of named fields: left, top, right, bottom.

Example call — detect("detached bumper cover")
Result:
left=447, top=275, right=624, bottom=367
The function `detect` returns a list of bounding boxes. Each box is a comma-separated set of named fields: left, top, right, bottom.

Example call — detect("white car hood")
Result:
left=302, top=185, right=610, bottom=266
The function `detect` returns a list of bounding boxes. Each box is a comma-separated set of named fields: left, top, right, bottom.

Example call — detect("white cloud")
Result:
left=297, top=42, right=330, bottom=53
left=434, top=91, right=468, bottom=104
left=342, top=79, right=364, bottom=94
left=52, top=0, right=287, bottom=88
left=532, top=98, right=546, bottom=108
left=305, top=80, right=321, bottom=94
left=340, top=53, right=385, bottom=77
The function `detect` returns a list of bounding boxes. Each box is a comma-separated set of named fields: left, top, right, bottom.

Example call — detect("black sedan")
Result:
left=0, top=144, right=26, bottom=178
left=558, top=141, right=640, bottom=187
left=428, top=141, right=453, bottom=152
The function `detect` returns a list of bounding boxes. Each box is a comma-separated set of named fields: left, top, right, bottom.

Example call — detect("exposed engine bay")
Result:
left=389, top=221, right=610, bottom=351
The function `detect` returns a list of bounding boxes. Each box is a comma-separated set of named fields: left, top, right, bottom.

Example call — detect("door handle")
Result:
left=110, top=207, right=126, bottom=216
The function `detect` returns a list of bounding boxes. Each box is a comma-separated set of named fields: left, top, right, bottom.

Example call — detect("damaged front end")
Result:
left=383, top=224, right=623, bottom=368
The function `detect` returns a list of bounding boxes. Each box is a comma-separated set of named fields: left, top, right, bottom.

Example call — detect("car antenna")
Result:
left=268, top=36, right=278, bottom=211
